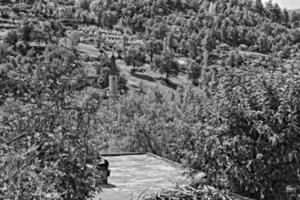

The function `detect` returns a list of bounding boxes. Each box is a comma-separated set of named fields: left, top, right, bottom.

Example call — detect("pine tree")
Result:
left=90, top=0, right=105, bottom=27
left=265, top=0, right=273, bottom=18
left=258, top=34, right=270, bottom=53
left=282, top=8, right=290, bottom=26
left=188, top=60, right=202, bottom=86
left=291, top=12, right=300, bottom=27
left=271, top=3, right=282, bottom=23
left=254, top=0, right=264, bottom=15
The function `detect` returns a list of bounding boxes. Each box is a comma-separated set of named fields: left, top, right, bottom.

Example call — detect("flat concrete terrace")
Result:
left=94, top=153, right=187, bottom=200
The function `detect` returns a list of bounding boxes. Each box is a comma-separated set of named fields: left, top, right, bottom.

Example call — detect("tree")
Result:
left=16, top=41, right=27, bottom=56
left=9, top=11, right=18, bottom=23
left=41, top=21, right=55, bottom=43
left=265, top=0, right=274, bottom=18
left=227, top=50, right=244, bottom=67
left=76, top=0, right=92, bottom=11
left=94, top=30, right=105, bottom=49
left=59, top=7, right=74, bottom=23
left=151, top=52, right=179, bottom=83
left=102, top=10, right=119, bottom=29
left=90, top=0, right=105, bottom=27
left=282, top=8, right=290, bottom=26
left=145, top=38, right=162, bottom=62
left=290, top=29, right=300, bottom=44
left=270, top=3, right=282, bottom=23
left=70, top=31, right=81, bottom=49
left=4, top=30, right=18, bottom=47
left=150, top=22, right=169, bottom=40
left=18, top=21, right=34, bottom=42
left=291, top=12, right=300, bottom=27
left=31, top=28, right=45, bottom=46
left=1, top=0, right=11, bottom=4
left=202, top=31, right=216, bottom=52
left=188, top=60, right=202, bottom=86
left=49, top=20, right=65, bottom=43
left=0, top=43, right=9, bottom=63
left=0, top=47, right=105, bottom=199
left=124, top=45, right=146, bottom=73
left=188, top=32, right=202, bottom=59
left=257, top=34, right=270, bottom=53
left=130, top=13, right=146, bottom=33
left=254, top=0, right=264, bottom=15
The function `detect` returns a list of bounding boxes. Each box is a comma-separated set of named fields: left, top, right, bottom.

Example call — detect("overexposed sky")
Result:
left=262, top=0, right=300, bottom=9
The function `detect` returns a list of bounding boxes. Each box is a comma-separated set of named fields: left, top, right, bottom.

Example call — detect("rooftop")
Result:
left=94, top=153, right=187, bottom=200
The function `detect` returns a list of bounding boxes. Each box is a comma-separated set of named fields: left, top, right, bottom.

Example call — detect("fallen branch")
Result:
left=6, top=133, right=28, bottom=145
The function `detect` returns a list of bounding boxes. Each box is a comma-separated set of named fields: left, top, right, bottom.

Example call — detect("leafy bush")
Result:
left=0, top=99, right=101, bottom=200
left=0, top=47, right=105, bottom=199
left=196, top=67, right=300, bottom=200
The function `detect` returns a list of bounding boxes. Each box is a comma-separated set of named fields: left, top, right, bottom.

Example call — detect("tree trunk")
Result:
left=98, top=13, right=101, bottom=27
left=131, top=65, right=136, bottom=74
left=165, top=73, right=169, bottom=84
left=150, top=52, right=153, bottom=62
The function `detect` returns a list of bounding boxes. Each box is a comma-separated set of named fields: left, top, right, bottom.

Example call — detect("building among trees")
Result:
left=108, top=53, right=119, bottom=101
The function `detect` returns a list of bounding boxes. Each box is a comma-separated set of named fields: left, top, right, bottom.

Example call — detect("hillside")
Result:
left=0, top=0, right=300, bottom=200
left=290, top=8, right=300, bottom=14
left=57, top=0, right=300, bottom=93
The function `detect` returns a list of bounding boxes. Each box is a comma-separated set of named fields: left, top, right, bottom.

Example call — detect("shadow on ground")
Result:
left=131, top=72, right=157, bottom=82
left=157, top=77, right=178, bottom=90
left=100, top=184, right=117, bottom=189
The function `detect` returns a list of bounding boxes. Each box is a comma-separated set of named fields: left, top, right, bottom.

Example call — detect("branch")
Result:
left=6, top=133, right=28, bottom=145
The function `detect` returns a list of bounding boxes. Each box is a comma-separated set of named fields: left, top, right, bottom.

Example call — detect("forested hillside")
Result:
left=0, top=0, right=300, bottom=200
left=290, top=8, right=300, bottom=14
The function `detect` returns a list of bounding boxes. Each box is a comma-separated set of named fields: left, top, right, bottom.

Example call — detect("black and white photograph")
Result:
left=0, top=0, right=300, bottom=199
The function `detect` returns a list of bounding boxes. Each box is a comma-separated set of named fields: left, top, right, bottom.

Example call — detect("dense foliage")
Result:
left=70, top=0, right=300, bottom=60
left=151, top=51, right=179, bottom=82
left=103, top=65, right=300, bottom=200
left=124, top=44, right=146, bottom=73
left=0, top=19, right=109, bottom=200
left=1, top=0, right=300, bottom=199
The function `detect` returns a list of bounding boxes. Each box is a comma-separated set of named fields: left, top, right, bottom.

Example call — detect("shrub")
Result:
left=0, top=47, right=105, bottom=199
left=178, top=67, right=300, bottom=200
left=0, top=97, right=102, bottom=200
